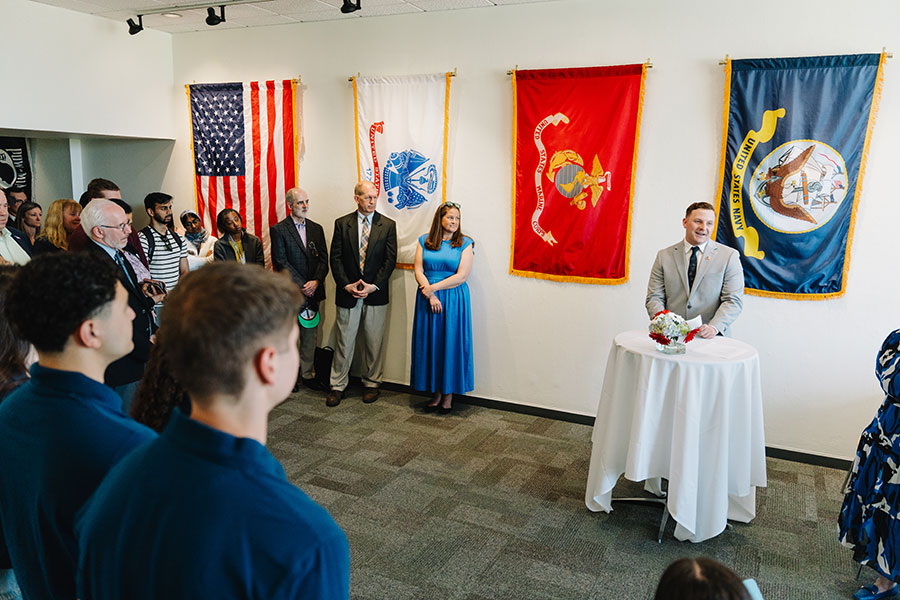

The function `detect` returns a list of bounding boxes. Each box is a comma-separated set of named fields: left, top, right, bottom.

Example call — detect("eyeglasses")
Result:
left=445, top=202, right=460, bottom=209
left=99, top=222, right=132, bottom=233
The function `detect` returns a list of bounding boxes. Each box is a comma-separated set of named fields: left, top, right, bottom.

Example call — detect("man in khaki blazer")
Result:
left=645, top=202, right=744, bottom=337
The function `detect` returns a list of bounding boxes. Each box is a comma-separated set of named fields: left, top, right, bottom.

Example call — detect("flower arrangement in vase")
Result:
left=649, top=310, right=700, bottom=354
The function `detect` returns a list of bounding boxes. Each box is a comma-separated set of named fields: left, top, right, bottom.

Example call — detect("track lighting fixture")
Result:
left=340, top=0, right=361, bottom=14
left=205, top=5, right=226, bottom=26
left=126, top=14, right=144, bottom=35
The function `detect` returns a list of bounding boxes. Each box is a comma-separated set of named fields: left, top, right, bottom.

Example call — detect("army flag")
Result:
left=353, top=73, right=451, bottom=266
left=511, top=65, right=646, bottom=284
left=714, top=54, right=884, bottom=299
left=187, top=79, right=299, bottom=269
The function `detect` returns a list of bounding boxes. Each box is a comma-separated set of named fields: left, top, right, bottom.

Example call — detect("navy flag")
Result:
left=714, top=54, right=885, bottom=299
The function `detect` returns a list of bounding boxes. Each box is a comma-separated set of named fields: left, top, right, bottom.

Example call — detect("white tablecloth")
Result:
left=584, top=330, right=767, bottom=542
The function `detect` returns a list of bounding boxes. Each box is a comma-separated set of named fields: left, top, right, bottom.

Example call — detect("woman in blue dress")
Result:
left=840, top=329, right=900, bottom=600
left=411, top=202, right=474, bottom=414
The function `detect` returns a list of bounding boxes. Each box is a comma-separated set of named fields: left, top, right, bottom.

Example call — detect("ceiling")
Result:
left=28, top=0, right=557, bottom=33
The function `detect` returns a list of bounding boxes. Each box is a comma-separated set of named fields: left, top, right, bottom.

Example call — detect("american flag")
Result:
left=188, top=80, right=298, bottom=267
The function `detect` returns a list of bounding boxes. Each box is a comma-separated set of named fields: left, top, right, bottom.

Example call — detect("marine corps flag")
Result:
left=353, top=73, right=451, bottom=266
left=715, top=54, right=885, bottom=299
left=511, top=65, right=646, bottom=284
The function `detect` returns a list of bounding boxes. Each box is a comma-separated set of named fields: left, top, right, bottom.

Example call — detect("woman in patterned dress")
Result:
left=840, top=329, right=900, bottom=600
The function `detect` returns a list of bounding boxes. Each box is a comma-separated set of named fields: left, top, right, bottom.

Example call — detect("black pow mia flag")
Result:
left=0, top=137, right=32, bottom=200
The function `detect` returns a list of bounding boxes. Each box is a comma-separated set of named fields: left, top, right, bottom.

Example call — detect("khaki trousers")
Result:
left=329, top=301, right=388, bottom=391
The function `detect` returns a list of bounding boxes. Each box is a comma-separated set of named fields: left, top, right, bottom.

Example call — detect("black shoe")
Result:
left=439, top=405, right=452, bottom=415
left=301, top=377, right=323, bottom=391
left=422, top=402, right=440, bottom=413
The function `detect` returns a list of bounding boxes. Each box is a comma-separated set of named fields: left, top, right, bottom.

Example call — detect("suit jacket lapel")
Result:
left=692, top=241, right=718, bottom=290
left=349, top=214, right=360, bottom=268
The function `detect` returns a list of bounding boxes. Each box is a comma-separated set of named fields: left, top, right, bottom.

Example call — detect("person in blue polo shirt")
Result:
left=0, top=253, right=157, bottom=600
left=76, top=262, right=350, bottom=600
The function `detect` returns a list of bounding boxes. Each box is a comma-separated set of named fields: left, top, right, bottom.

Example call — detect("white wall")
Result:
left=0, top=0, right=174, bottom=140
left=29, top=138, right=73, bottom=206
left=10, top=0, right=899, bottom=460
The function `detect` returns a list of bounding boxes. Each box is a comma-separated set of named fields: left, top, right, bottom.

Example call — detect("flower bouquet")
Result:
left=649, top=310, right=699, bottom=355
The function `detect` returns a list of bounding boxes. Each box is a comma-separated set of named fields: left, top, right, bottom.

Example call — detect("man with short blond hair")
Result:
left=75, top=263, right=350, bottom=600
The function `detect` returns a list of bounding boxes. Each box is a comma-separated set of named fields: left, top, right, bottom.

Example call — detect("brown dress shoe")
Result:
left=362, top=387, right=380, bottom=404
left=325, top=389, right=344, bottom=407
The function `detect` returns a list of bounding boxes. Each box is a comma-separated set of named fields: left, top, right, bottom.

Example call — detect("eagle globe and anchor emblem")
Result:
left=530, top=112, right=612, bottom=246
left=364, top=121, right=438, bottom=211
left=750, top=140, right=848, bottom=233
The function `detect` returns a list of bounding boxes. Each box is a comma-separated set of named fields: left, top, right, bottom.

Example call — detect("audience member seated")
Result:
left=0, top=253, right=156, bottom=600
left=81, top=199, right=162, bottom=410
left=213, top=208, right=264, bottom=265
left=13, top=201, right=40, bottom=252
left=654, top=557, right=762, bottom=600
left=0, top=190, right=30, bottom=266
left=180, top=209, right=216, bottom=271
left=75, top=263, right=350, bottom=599
left=840, top=329, right=900, bottom=600
left=32, top=198, right=81, bottom=255
left=130, top=343, right=189, bottom=433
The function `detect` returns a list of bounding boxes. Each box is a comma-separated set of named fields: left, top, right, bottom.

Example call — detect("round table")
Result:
left=584, top=330, right=767, bottom=542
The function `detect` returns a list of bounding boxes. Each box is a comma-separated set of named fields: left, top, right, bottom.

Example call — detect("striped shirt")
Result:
left=139, top=227, right=187, bottom=292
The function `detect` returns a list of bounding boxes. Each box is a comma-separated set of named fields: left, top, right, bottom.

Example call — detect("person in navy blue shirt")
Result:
left=0, top=253, right=157, bottom=600
left=76, top=262, right=350, bottom=600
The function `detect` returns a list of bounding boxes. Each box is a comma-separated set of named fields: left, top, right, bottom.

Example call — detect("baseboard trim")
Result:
left=377, top=380, right=850, bottom=470
left=764, top=447, right=851, bottom=471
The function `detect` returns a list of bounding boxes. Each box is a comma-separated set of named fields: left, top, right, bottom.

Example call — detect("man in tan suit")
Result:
left=645, top=202, right=744, bottom=337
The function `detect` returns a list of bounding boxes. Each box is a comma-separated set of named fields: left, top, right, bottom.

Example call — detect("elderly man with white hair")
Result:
left=0, top=189, right=32, bottom=265
left=82, top=199, right=163, bottom=409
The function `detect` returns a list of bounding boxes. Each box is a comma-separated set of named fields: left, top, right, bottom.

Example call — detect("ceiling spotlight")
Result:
left=205, top=5, right=226, bottom=26
left=126, top=14, right=143, bottom=35
left=340, top=0, right=361, bottom=14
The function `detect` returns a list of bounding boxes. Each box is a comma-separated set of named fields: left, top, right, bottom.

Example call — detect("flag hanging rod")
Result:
left=184, top=77, right=300, bottom=89
left=138, top=0, right=270, bottom=17
left=719, top=50, right=892, bottom=65
left=347, top=69, right=457, bottom=82
left=506, top=59, right=653, bottom=76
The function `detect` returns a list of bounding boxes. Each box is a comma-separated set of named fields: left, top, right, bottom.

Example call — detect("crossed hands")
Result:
left=345, top=279, right=377, bottom=299
left=419, top=283, right=442, bottom=314
left=301, top=280, right=319, bottom=298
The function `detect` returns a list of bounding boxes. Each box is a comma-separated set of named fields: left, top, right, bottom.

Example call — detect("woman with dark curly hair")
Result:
left=0, top=265, right=31, bottom=401
left=130, top=343, right=190, bottom=433
left=0, top=265, right=30, bottom=600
